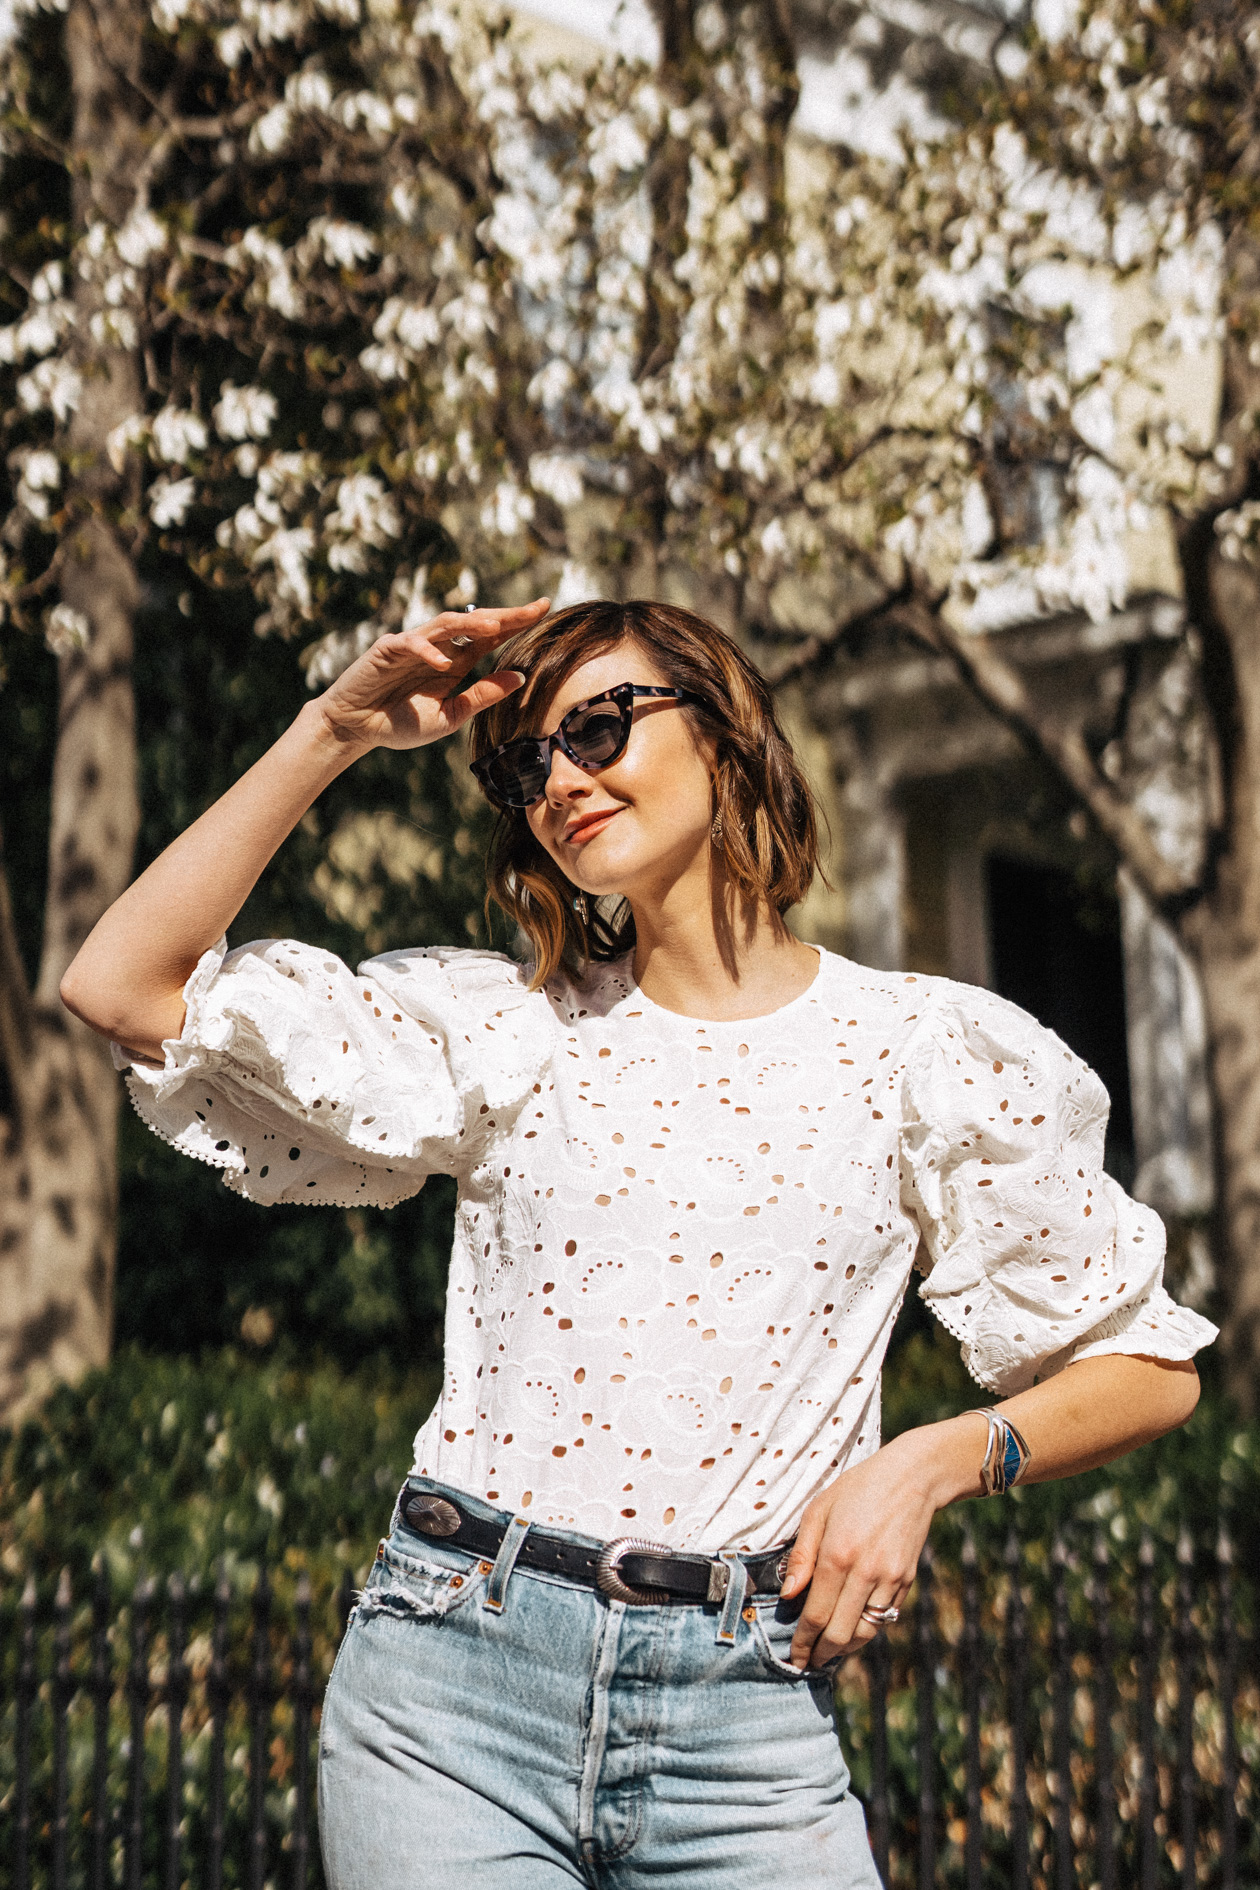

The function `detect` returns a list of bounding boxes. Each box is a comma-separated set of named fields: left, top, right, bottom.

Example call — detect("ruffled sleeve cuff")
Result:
left=900, top=984, right=1217, bottom=1394
left=115, top=937, right=553, bottom=1208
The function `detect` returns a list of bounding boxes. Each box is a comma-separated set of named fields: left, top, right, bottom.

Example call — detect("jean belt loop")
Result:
left=715, top=1551, right=748, bottom=1647
left=387, top=1480, right=411, bottom=1539
left=483, top=1516, right=532, bottom=1613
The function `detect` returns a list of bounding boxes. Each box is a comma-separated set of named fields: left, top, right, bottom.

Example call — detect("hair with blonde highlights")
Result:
left=468, top=599, right=821, bottom=987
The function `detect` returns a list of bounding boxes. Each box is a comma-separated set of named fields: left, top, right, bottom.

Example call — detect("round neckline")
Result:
left=617, top=946, right=826, bottom=1026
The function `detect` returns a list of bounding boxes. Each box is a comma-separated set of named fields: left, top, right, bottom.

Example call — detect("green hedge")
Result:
left=2, top=1335, right=1255, bottom=1594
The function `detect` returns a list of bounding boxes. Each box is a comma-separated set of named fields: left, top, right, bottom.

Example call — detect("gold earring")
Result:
left=710, top=810, right=724, bottom=845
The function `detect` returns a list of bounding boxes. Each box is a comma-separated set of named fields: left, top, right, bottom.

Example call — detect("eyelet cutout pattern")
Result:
left=124, top=941, right=1216, bottom=1552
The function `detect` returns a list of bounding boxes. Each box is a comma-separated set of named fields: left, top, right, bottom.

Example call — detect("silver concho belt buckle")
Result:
left=404, top=1493, right=462, bottom=1537
left=595, top=1535, right=674, bottom=1605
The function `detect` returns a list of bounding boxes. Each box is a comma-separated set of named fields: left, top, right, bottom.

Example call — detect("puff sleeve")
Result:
left=116, top=937, right=556, bottom=1208
left=899, top=985, right=1217, bottom=1395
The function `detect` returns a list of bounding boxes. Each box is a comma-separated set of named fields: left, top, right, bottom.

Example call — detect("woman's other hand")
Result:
left=314, top=599, right=548, bottom=753
left=775, top=1353, right=1199, bottom=1670
left=776, top=1424, right=963, bottom=1669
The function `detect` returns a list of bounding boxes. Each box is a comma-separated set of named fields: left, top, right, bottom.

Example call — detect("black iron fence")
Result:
left=0, top=1518, right=1254, bottom=1888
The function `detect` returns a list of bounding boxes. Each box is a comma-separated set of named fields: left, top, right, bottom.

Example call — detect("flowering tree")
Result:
left=857, top=0, right=1260, bottom=1400
left=0, top=0, right=537, bottom=1414
left=3, top=0, right=1257, bottom=1409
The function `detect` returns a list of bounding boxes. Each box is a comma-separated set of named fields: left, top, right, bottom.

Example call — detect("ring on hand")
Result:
left=860, top=1603, right=900, bottom=1626
left=449, top=604, right=478, bottom=649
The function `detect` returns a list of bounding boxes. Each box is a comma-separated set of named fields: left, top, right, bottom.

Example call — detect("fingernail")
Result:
left=506, top=670, right=527, bottom=684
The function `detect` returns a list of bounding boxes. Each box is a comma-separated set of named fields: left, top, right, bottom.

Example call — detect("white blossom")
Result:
left=17, top=357, right=82, bottom=419
left=528, top=358, right=575, bottom=408
left=589, top=113, right=648, bottom=185
left=244, top=0, right=302, bottom=46
left=151, top=406, right=208, bottom=465
left=117, top=210, right=168, bottom=268
left=106, top=414, right=148, bottom=473
left=11, top=299, right=73, bottom=359
left=551, top=559, right=601, bottom=608
left=251, top=525, right=315, bottom=611
left=16, top=447, right=60, bottom=519
left=1216, top=502, right=1260, bottom=564
left=305, top=216, right=375, bottom=270
left=480, top=479, right=535, bottom=538
left=89, top=307, right=138, bottom=349
left=286, top=68, right=334, bottom=114
left=29, top=260, right=63, bottom=303
left=302, top=620, right=380, bottom=689
left=528, top=452, right=584, bottom=508
left=213, top=382, right=278, bottom=441
left=151, top=0, right=192, bottom=31
left=226, top=228, right=303, bottom=320
left=326, top=473, right=400, bottom=545
left=400, top=566, right=437, bottom=633
left=446, top=565, right=477, bottom=607
left=149, top=476, right=196, bottom=528
left=961, top=479, right=995, bottom=558
left=44, top=603, right=90, bottom=657
left=250, top=104, right=292, bottom=155
left=338, top=90, right=394, bottom=137
left=1072, top=379, right=1119, bottom=457
left=22, top=448, right=60, bottom=490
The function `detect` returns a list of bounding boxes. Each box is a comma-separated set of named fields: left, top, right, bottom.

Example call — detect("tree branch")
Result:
left=895, top=597, right=1200, bottom=911
left=767, top=585, right=1204, bottom=911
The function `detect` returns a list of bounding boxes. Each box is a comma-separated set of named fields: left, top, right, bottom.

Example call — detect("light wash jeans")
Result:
left=318, top=1480, right=881, bottom=1889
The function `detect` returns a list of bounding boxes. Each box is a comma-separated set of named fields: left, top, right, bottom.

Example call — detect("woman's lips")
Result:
left=564, top=808, right=623, bottom=846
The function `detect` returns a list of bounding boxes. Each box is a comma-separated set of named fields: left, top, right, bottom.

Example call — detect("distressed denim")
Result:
left=318, top=1481, right=881, bottom=1889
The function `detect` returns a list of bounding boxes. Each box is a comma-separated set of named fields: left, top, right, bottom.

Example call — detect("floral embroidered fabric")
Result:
left=119, top=939, right=1215, bottom=1552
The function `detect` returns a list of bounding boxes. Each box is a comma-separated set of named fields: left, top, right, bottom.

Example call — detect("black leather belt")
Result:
left=400, top=1487, right=791, bottom=1606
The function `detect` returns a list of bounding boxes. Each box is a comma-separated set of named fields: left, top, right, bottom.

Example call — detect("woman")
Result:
left=63, top=595, right=1214, bottom=1889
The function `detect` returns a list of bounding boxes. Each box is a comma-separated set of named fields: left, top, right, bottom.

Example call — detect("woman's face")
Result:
left=523, top=641, right=717, bottom=909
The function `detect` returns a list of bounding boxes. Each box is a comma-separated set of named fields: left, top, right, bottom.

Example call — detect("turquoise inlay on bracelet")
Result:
left=971, top=1408, right=1034, bottom=1496
left=1003, top=1430, right=1022, bottom=1487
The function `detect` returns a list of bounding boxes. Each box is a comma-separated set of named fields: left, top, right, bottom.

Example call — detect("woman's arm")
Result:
left=59, top=600, right=546, bottom=1061
left=780, top=1352, right=1199, bottom=1669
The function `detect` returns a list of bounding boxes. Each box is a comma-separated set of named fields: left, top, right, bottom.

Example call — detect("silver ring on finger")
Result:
left=449, top=634, right=473, bottom=648
left=860, top=1603, right=900, bottom=1626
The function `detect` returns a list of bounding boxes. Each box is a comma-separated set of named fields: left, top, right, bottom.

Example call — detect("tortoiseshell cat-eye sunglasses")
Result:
left=470, top=682, right=706, bottom=811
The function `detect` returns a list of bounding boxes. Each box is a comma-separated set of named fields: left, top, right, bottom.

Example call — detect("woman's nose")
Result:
left=545, top=748, right=593, bottom=801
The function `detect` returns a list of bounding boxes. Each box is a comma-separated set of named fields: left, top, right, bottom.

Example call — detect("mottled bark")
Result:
left=1180, top=551, right=1260, bottom=1408
left=0, top=0, right=146, bottom=1418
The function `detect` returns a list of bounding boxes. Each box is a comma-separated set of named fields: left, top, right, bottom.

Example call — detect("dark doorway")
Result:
left=986, top=855, right=1135, bottom=1187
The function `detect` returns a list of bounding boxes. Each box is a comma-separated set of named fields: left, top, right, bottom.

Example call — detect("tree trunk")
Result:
left=1180, top=550, right=1260, bottom=1410
left=0, top=0, right=146, bottom=1420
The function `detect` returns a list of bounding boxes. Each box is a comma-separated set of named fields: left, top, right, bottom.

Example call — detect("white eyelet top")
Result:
left=118, top=939, right=1215, bottom=1552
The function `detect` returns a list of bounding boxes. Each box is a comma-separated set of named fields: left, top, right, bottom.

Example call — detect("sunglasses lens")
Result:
left=565, top=701, right=628, bottom=767
left=484, top=742, right=549, bottom=807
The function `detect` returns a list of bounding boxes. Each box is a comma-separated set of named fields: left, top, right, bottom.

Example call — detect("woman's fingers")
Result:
left=788, top=1573, right=845, bottom=1669
left=439, top=668, right=528, bottom=726
left=427, top=597, right=550, bottom=652
left=779, top=1504, right=826, bottom=1600
left=369, top=598, right=549, bottom=691
left=809, top=1566, right=912, bottom=1664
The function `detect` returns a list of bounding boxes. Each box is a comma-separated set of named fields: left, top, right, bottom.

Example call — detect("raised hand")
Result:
left=314, top=598, right=550, bottom=753
left=60, top=594, right=552, bottom=1058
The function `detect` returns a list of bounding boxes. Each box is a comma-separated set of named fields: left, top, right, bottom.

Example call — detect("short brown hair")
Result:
left=468, top=599, right=821, bottom=986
